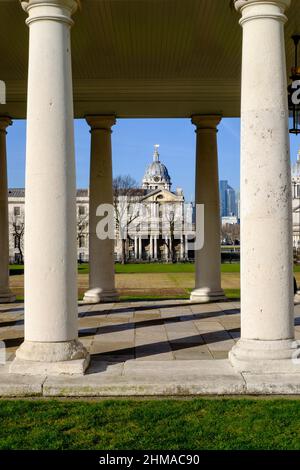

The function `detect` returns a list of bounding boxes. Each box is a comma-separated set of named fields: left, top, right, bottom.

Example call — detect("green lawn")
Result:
left=10, top=263, right=300, bottom=275
left=16, top=289, right=241, bottom=303
left=10, top=263, right=242, bottom=275
left=1, top=399, right=300, bottom=450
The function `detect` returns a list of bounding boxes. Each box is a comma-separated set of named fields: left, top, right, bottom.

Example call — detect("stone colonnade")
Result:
left=0, top=0, right=296, bottom=375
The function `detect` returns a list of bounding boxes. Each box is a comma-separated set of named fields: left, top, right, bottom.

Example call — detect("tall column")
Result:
left=180, top=235, right=184, bottom=260
left=229, top=0, right=298, bottom=373
left=165, top=235, right=169, bottom=261
left=139, top=236, right=142, bottom=260
left=185, top=234, right=189, bottom=260
left=134, top=235, right=138, bottom=260
left=154, top=235, right=158, bottom=260
left=190, top=115, right=226, bottom=303
left=149, top=235, right=153, bottom=260
left=83, top=116, right=118, bottom=303
left=0, top=117, right=15, bottom=303
left=10, top=0, right=89, bottom=375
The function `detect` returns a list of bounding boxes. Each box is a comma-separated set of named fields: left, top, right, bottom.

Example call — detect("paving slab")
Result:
left=2, top=300, right=300, bottom=396
left=211, top=351, right=230, bottom=359
left=172, top=345, right=212, bottom=360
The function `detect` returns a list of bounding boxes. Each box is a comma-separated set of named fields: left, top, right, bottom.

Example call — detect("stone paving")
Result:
left=2, top=299, right=300, bottom=364
left=2, top=299, right=300, bottom=396
left=0, top=300, right=242, bottom=364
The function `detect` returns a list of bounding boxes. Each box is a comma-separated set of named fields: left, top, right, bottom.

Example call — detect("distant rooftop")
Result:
left=8, top=189, right=89, bottom=198
left=8, top=189, right=25, bottom=198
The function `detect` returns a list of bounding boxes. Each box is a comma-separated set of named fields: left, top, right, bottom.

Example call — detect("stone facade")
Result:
left=8, top=148, right=194, bottom=263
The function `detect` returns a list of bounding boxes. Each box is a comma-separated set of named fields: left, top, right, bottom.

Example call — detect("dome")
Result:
left=144, top=161, right=171, bottom=182
left=142, top=145, right=171, bottom=191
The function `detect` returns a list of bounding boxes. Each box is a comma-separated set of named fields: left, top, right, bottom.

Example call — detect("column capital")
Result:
left=235, top=0, right=291, bottom=22
left=191, top=115, right=222, bottom=131
left=20, top=0, right=79, bottom=26
left=0, top=117, right=12, bottom=133
left=86, top=115, right=116, bottom=132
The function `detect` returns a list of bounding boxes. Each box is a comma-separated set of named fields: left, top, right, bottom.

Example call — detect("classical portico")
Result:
left=1, top=0, right=300, bottom=378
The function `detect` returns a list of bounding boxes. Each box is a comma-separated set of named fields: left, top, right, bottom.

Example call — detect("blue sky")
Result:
left=6, top=118, right=300, bottom=201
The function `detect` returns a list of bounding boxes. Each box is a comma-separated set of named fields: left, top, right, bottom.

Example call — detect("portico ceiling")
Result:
left=1, top=0, right=300, bottom=119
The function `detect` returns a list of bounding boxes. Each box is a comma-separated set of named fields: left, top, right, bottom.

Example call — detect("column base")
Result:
left=9, top=339, right=90, bottom=376
left=83, top=287, right=119, bottom=304
left=190, top=288, right=227, bottom=303
left=229, top=339, right=300, bottom=374
left=0, top=290, right=16, bottom=303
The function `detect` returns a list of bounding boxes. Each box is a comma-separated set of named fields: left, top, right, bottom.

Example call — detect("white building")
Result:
left=221, top=215, right=239, bottom=226
left=7, top=146, right=194, bottom=264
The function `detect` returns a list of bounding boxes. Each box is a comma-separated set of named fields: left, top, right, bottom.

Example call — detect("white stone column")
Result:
left=180, top=235, right=184, bottom=260
left=139, top=236, right=142, bottom=260
left=190, top=115, right=226, bottom=303
left=185, top=234, right=189, bottom=260
left=229, top=0, right=298, bottom=373
left=10, top=0, right=89, bottom=375
left=165, top=235, right=169, bottom=261
left=0, top=118, right=15, bottom=303
left=83, top=116, right=118, bottom=303
left=134, top=235, right=138, bottom=260
left=149, top=235, right=153, bottom=260
left=154, top=235, right=158, bottom=260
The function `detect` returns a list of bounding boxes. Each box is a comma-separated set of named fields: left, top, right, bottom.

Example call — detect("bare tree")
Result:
left=10, top=216, right=25, bottom=264
left=162, top=203, right=182, bottom=263
left=221, top=223, right=240, bottom=246
left=113, top=175, right=142, bottom=264
left=77, top=208, right=88, bottom=262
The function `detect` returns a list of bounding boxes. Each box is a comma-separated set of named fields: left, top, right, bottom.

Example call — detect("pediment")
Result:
left=141, top=188, right=183, bottom=203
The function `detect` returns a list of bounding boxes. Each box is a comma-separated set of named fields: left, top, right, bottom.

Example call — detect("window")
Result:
left=78, top=206, right=85, bottom=216
left=78, top=236, right=86, bottom=248
left=14, top=206, right=20, bottom=216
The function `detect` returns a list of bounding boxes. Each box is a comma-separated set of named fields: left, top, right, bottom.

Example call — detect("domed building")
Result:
left=7, top=145, right=195, bottom=263
left=113, top=144, right=195, bottom=262
left=142, top=145, right=171, bottom=191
